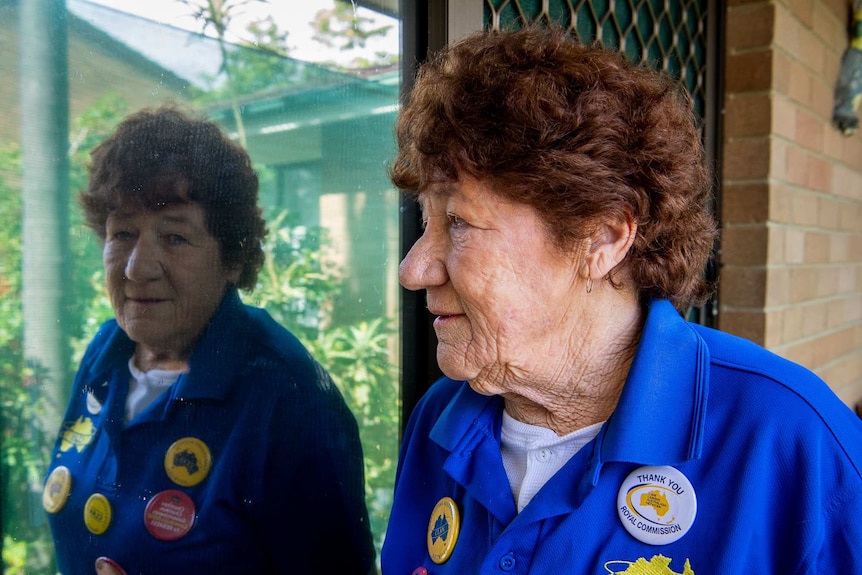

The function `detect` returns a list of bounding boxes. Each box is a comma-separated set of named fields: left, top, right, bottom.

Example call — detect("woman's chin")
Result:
left=436, top=349, right=471, bottom=381
left=437, top=351, right=499, bottom=392
left=465, top=380, right=500, bottom=397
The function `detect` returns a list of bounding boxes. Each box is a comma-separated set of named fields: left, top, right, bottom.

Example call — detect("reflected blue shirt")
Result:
left=382, top=299, right=862, bottom=574
left=45, top=289, right=374, bottom=575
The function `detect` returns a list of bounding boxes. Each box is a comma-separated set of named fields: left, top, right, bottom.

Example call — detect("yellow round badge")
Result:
left=164, top=437, right=212, bottom=487
left=426, top=497, right=460, bottom=564
left=43, top=466, right=72, bottom=514
left=84, top=493, right=112, bottom=535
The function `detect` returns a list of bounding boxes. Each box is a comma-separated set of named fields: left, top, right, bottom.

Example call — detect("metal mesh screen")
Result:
left=485, top=0, right=709, bottom=118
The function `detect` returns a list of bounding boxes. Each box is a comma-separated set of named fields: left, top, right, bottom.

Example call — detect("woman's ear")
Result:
left=226, top=262, right=243, bottom=286
left=583, top=212, right=637, bottom=280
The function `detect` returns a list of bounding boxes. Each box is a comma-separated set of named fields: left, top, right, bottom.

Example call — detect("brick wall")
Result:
left=721, top=0, right=862, bottom=408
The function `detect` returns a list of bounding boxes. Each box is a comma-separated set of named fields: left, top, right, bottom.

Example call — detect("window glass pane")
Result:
left=1, top=0, right=401, bottom=572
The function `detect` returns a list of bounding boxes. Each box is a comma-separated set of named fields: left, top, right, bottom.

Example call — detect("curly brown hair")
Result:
left=80, top=105, right=266, bottom=291
left=391, top=26, right=717, bottom=309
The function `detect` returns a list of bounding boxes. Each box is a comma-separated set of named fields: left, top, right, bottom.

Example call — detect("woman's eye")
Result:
left=110, top=230, right=132, bottom=241
left=165, top=234, right=189, bottom=246
left=447, top=214, right=466, bottom=228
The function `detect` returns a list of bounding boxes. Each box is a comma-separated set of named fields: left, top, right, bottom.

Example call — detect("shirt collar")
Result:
left=430, top=385, right=516, bottom=523
left=430, top=378, right=501, bottom=454
left=174, top=288, right=248, bottom=401
left=598, top=299, right=709, bottom=466
left=86, top=288, right=249, bottom=403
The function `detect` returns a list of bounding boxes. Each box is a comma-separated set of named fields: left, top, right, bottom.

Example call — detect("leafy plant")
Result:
left=250, top=208, right=399, bottom=554
left=0, top=141, right=56, bottom=575
left=311, top=317, right=398, bottom=542
left=311, top=1, right=397, bottom=70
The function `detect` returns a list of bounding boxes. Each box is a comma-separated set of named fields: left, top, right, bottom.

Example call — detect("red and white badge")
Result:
left=144, top=489, right=196, bottom=541
left=95, top=556, right=127, bottom=575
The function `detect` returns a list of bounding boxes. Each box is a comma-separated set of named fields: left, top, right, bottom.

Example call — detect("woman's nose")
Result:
left=399, top=232, right=448, bottom=291
left=124, top=238, right=163, bottom=282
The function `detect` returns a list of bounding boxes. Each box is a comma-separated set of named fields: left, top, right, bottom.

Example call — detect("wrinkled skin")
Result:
left=104, top=202, right=240, bottom=372
left=399, top=176, right=644, bottom=434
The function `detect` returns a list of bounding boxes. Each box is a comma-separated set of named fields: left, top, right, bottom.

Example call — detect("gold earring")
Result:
left=586, top=272, right=592, bottom=294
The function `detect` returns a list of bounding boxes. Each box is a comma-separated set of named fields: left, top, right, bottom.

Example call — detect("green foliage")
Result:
left=311, top=317, right=398, bottom=542
left=252, top=210, right=339, bottom=334
left=312, top=1, right=393, bottom=51
left=311, top=1, right=398, bottom=71
left=178, top=0, right=275, bottom=45
left=0, top=142, right=22, bottom=347
left=68, top=94, right=130, bottom=349
left=193, top=41, right=304, bottom=105
left=189, top=0, right=400, bottom=109
left=0, top=141, right=56, bottom=575
left=249, top=209, right=399, bottom=553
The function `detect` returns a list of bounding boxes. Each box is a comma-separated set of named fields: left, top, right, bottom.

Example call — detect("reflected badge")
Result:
left=43, top=465, right=72, bottom=514
left=426, top=497, right=460, bottom=564
left=59, top=416, right=96, bottom=454
left=95, top=557, right=128, bottom=575
left=84, top=493, right=113, bottom=535
left=86, top=389, right=103, bottom=415
left=164, top=437, right=212, bottom=487
left=144, top=489, right=196, bottom=541
left=617, top=465, right=697, bottom=545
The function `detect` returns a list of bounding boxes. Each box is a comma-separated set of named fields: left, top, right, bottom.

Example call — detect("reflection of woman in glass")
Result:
left=382, top=26, right=862, bottom=574
left=42, top=106, right=374, bottom=575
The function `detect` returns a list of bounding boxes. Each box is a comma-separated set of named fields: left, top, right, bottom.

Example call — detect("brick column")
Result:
left=721, top=0, right=862, bottom=406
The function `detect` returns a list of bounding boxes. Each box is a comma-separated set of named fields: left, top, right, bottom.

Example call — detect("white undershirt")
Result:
left=125, top=358, right=184, bottom=424
left=500, top=411, right=604, bottom=512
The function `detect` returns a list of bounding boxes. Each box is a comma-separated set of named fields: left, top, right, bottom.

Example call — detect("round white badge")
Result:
left=616, top=465, right=696, bottom=545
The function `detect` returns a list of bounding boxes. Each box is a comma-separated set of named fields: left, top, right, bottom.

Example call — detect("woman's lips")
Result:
left=433, top=313, right=463, bottom=327
left=127, top=297, right=166, bottom=309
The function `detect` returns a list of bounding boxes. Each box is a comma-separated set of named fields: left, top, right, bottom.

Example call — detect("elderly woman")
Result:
left=382, top=27, right=862, bottom=574
left=42, top=107, right=374, bottom=575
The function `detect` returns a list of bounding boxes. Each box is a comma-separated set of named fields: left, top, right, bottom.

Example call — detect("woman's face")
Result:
left=103, top=201, right=240, bottom=363
left=399, top=176, right=588, bottom=397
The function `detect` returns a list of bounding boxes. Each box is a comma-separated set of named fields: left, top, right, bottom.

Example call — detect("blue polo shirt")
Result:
left=382, top=299, right=862, bottom=574
left=44, top=289, right=375, bottom=575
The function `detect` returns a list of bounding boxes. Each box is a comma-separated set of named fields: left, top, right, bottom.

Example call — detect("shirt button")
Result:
left=535, top=448, right=550, bottom=462
left=499, top=552, right=516, bottom=571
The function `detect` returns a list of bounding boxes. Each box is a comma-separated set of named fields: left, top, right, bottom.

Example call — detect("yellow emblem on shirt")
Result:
left=604, top=555, right=694, bottom=575
left=59, top=416, right=96, bottom=453
left=164, top=437, right=213, bottom=487
left=427, top=497, right=460, bottom=564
